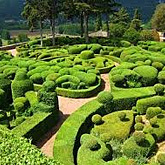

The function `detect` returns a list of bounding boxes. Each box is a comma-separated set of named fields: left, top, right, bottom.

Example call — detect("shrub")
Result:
left=92, top=114, right=103, bottom=125
left=97, top=91, right=113, bottom=104
left=46, top=73, right=60, bottom=82
left=68, top=44, right=86, bottom=54
left=80, top=50, right=94, bottom=60
left=11, top=71, right=34, bottom=100
left=120, top=40, right=131, bottom=47
left=123, top=28, right=140, bottom=44
left=150, top=117, right=158, bottom=127
left=100, top=49, right=109, bottom=55
left=152, top=62, right=164, bottom=71
left=118, top=112, right=126, bottom=121
left=30, top=73, right=43, bottom=84
left=0, top=89, right=5, bottom=108
left=56, top=75, right=80, bottom=88
left=146, top=107, right=162, bottom=119
left=133, top=132, right=146, bottom=145
left=112, top=74, right=125, bottom=87
left=154, top=84, right=164, bottom=95
left=158, top=71, right=165, bottom=84
left=133, top=66, right=158, bottom=86
left=157, top=152, right=165, bottom=165
left=135, top=115, right=143, bottom=123
left=73, top=72, right=97, bottom=86
left=0, top=38, right=2, bottom=46
left=134, top=123, right=144, bottom=131
left=88, top=44, right=102, bottom=54
left=136, top=96, right=165, bottom=114
left=18, top=33, right=30, bottom=42
left=148, top=46, right=162, bottom=52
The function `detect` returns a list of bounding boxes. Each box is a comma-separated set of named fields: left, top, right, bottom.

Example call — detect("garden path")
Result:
left=7, top=48, right=111, bottom=157
left=37, top=73, right=110, bottom=157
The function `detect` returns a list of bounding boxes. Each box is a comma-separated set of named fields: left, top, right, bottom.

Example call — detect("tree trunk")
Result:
left=83, top=11, right=89, bottom=43
left=80, top=13, right=84, bottom=37
left=39, top=18, right=43, bottom=47
left=51, top=18, right=56, bottom=46
left=105, top=13, right=110, bottom=38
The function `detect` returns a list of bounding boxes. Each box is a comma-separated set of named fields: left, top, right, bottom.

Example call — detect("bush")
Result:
left=157, top=152, right=165, bottom=165
left=118, top=112, right=126, bottom=121
left=148, top=46, right=162, bottom=52
left=46, top=73, right=60, bottom=82
left=18, top=33, right=30, bottom=42
left=92, top=114, right=103, bottom=125
left=68, top=44, right=87, bottom=54
left=120, top=40, right=131, bottom=47
left=112, top=74, right=125, bottom=87
left=11, top=71, right=34, bottom=100
left=123, top=28, right=140, bottom=44
left=152, top=62, right=164, bottom=71
left=0, top=89, right=5, bottom=108
left=150, top=117, right=158, bottom=127
left=88, top=44, right=102, bottom=54
left=30, top=73, right=43, bottom=84
left=158, top=71, right=165, bottom=84
left=80, top=50, right=94, bottom=60
left=140, top=30, right=159, bottom=41
left=0, top=38, right=2, bottom=46
left=133, top=132, right=146, bottom=145
left=133, top=66, right=158, bottom=86
left=154, top=84, right=164, bottom=95
left=146, top=107, right=162, bottom=119
left=136, top=96, right=165, bottom=114
left=97, top=91, right=113, bottom=104
left=135, top=115, right=143, bottom=123
left=134, top=123, right=144, bottom=131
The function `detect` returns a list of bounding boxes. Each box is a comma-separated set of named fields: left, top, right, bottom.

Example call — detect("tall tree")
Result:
left=94, top=0, right=120, bottom=38
left=95, top=13, right=102, bottom=31
left=151, top=3, right=165, bottom=31
left=133, top=8, right=141, bottom=20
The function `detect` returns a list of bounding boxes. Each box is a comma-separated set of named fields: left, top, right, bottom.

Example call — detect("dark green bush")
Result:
left=0, top=89, right=5, bottom=108
left=88, top=44, right=102, bottom=54
left=68, top=44, right=87, bottom=54
left=149, top=117, right=158, bottom=127
left=154, top=84, right=164, bottom=95
left=134, top=123, right=144, bottom=131
left=157, top=152, right=165, bottom=165
left=148, top=46, right=162, bottom=52
left=46, top=73, right=60, bottom=82
left=11, top=71, right=34, bottom=100
left=146, top=107, right=162, bottom=119
left=30, top=73, right=43, bottom=84
left=80, top=50, right=94, bottom=60
left=112, top=74, right=125, bottom=87
left=92, top=114, right=103, bottom=125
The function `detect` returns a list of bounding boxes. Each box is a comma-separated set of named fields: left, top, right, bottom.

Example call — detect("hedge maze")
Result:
left=2, top=39, right=165, bottom=164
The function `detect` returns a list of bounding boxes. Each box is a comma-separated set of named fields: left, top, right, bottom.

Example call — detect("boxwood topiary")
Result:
left=11, top=71, right=34, bottom=100
left=154, top=84, right=164, bottom=95
left=118, top=112, right=126, bottom=121
left=97, top=91, right=113, bottom=104
left=134, top=123, right=144, bottom=131
left=158, top=71, right=165, bottom=84
left=80, top=50, right=94, bottom=60
left=30, top=73, right=43, bottom=84
left=92, top=114, right=103, bottom=125
left=135, top=115, right=143, bottom=123
left=146, top=107, right=162, bottom=119
left=152, top=62, right=164, bottom=71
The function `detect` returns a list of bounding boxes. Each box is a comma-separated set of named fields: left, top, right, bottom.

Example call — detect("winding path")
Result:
left=7, top=49, right=111, bottom=157
left=36, top=74, right=110, bottom=157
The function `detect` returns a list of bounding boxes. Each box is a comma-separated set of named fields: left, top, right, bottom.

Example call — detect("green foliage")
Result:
left=0, top=30, right=10, bottom=40
left=11, top=71, right=34, bottom=100
left=0, top=126, right=60, bottom=165
left=133, top=66, right=158, bottom=86
left=120, top=40, right=131, bottom=47
left=97, top=91, right=113, bottom=104
left=146, top=107, right=162, bottom=119
left=133, top=131, right=146, bottom=145
left=118, top=112, right=126, bottom=121
left=130, top=19, right=142, bottom=31
left=151, top=3, right=165, bottom=31
left=135, top=115, right=143, bottom=123
left=158, top=71, right=165, bottom=84
left=152, top=62, right=164, bottom=71
left=0, top=38, right=2, bottom=46
left=154, top=84, right=164, bottom=95
left=18, top=33, right=30, bottom=42
left=80, top=50, right=94, bottom=60
left=134, top=123, right=144, bottom=131
left=136, top=96, right=165, bottom=114
left=123, top=28, right=140, bottom=44
left=92, top=114, right=103, bottom=125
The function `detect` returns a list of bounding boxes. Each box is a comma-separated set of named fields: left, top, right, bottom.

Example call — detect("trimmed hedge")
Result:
left=12, top=112, right=58, bottom=143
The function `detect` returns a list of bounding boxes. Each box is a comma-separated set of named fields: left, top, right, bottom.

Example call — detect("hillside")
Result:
left=0, top=0, right=162, bottom=22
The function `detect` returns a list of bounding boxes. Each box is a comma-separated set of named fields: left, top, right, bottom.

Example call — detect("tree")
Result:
left=94, top=0, right=120, bottom=38
left=112, top=7, right=130, bottom=25
left=22, top=0, right=48, bottom=47
left=95, top=13, right=102, bottom=31
left=151, top=3, right=165, bottom=31
left=0, top=38, right=2, bottom=46
left=133, top=8, right=141, bottom=20
left=1, top=30, right=10, bottom=40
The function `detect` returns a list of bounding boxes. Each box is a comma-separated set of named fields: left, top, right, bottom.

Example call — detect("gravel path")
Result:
left=37, top=74, right=110, bottom=157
